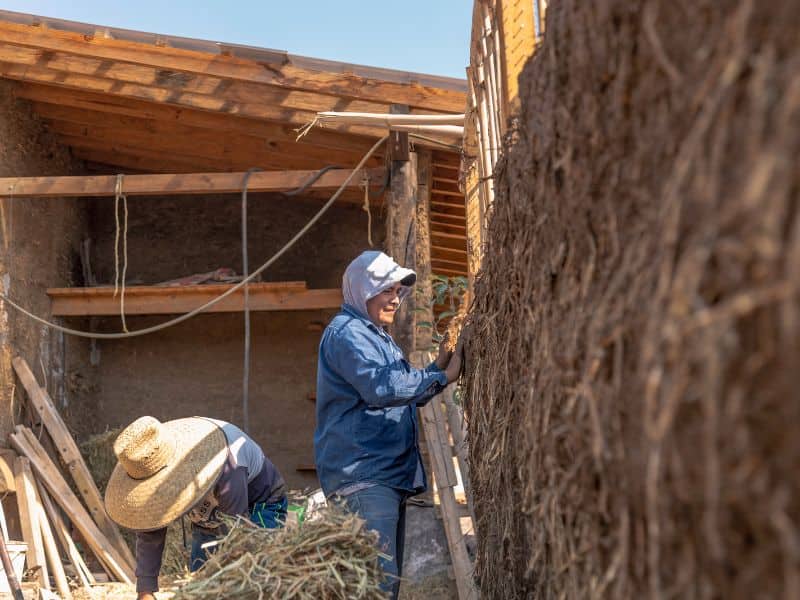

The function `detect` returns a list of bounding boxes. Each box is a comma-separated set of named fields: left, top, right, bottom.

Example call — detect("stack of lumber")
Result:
left=1, top=357, right=136, bottom=598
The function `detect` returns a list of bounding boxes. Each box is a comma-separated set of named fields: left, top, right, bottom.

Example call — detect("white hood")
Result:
left=342, top=251, right=417, bottom=319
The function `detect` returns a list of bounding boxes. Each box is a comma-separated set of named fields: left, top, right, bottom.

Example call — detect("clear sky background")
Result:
left=0, top=1, right=471, bottom=79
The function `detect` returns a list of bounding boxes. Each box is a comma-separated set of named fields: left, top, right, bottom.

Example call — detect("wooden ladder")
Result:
left=413, top=352, right=478, bottom=600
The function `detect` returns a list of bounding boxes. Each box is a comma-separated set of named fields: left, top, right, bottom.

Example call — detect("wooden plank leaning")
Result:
left=10, top=427, right=134, bottom=583
left=11, top=356, right=136, bottom=571
left=31, top=480, right=72, bottom=599
left=413, top=352, right=478, bottom=600
left=442, top=386, right=477, bottom=525
left=420, top=397, right=478, bottom=600
left=13, top=456, right=49, bottom=589
left=37, top=479, right=95, bottom=588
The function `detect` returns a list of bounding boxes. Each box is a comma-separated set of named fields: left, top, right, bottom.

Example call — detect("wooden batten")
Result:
left=0, top=168, right=386, bottom=199
left=47, top=283, right=344, bottom=317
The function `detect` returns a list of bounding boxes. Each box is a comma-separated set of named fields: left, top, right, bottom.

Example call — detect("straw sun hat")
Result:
left=104, top=416, right=228, bottom=532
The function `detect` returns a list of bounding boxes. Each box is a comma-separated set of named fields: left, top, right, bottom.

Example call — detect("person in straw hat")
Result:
left=104, top=416, right=287, bottom=599
left=314, top=250, right=464, bottom=599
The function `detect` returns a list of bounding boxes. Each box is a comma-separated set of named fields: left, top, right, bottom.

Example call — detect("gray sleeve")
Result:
left=216, top=463, right=250, bottom=518
left=136, top=527, right=167, bottom=593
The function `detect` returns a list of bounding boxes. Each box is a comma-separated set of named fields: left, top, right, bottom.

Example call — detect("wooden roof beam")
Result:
left=0, top=168, right=386, bottom=199
left=0, top=19, right=466, bottom=112
left=73, top=148, right=219, bottom=174
left=30, top=100, right=378, bottom=158
left=69, top=146, right=276, bottom=174
left=69, top=151, right=373, bottom=203
left=15, top=83, right=379, bottom=154
left=0, top=42, right=426, bottom=118
left=0, top=61, right=388, bottom=138
left=57, top=134, right=327, bottom=172
left=42, top=118, right=377, bottom=169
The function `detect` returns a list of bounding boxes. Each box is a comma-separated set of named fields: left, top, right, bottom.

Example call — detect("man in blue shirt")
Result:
left=314, top=250, right=463, bottom=599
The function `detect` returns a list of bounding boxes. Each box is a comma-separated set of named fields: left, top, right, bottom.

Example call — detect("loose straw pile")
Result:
left=174, top=509, right=388, bottom=600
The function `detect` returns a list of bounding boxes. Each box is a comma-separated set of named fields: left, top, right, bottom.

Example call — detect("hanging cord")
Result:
left=240, top=168, right=261, bottom=434
left=113, top=175, right=130, bottom=332
left=361, top=172, right=374, bottom=247
left=0, top=135, right=389, bottom=339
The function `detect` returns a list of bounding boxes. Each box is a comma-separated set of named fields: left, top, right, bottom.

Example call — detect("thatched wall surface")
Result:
left=464, top=0, right=800, bottom=597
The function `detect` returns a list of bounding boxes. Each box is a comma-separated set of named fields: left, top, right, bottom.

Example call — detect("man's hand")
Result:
left=434, top=334, right=453, bottom=370
left=138, top=593, right=156, bottom=600
left=444, top=334, right=465, bottom=384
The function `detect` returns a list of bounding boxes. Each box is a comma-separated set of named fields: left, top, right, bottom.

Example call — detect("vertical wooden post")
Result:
left=414, top=149, right=433, bottom=353
left=386, top=104, right=417, bottom=355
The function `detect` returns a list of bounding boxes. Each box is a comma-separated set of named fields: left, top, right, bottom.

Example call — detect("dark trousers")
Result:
left=343, top=485, right=408, bottom=600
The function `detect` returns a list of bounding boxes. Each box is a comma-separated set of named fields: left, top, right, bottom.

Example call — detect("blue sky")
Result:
left=0, top=1, right=471, bottom=79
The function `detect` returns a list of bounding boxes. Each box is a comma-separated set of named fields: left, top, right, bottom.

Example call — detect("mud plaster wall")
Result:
left=0, top=81, right=89, bottom=443
left=80, top=194, right=384, bottom=488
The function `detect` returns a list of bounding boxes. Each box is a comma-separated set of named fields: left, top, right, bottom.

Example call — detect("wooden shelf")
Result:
left=47, top=282, right=343, bottom=316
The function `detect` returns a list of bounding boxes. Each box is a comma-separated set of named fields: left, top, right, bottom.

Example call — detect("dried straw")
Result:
left=463, top=0, right=800, bottom=598
left=173, top=508, right=388, bottom=599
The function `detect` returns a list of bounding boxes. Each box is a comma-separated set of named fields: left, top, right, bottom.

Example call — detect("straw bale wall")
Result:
left=464, top=1, right=800, bottom=597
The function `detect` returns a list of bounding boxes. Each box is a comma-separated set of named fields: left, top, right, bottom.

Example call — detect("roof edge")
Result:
left=0, top=9, right=468, bottom=92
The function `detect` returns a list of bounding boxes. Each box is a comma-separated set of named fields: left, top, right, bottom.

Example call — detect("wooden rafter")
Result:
left=16, top=83, right=379, bottom=154
left=71, top=147, right=278, bottom=175
left=0, top=61, right=391, bottom=136
left=42, top=119, right=375, bottom=170
left=31, top=101, right=376, bottom=160
left=0, top=42, right=429, bottom=125
left=55, top=134, right=327, bottom=172
left=0, top=18, right=465, bottom=113
left=0, top=168, right=385, bottom=199
left=74, top=150, right=216, bottom=175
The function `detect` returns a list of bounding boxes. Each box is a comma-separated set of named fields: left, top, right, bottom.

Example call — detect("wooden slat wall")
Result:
left=462, top=0, right=547, bottom=282
left=430, top=150, right=468, bottom=278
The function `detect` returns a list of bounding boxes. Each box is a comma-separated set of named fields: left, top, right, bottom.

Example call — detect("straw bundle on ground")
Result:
left=80, top=428, right=189, bottom=576
left=464, top=0, right=800, bottom=598
left=173, top=509, right=387, bottom=600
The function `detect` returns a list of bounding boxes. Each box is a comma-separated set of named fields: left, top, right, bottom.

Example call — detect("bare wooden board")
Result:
left=0, top=168, right=386, bottom=199
left=37, top=479, right=95, bottom=588
left=46, top=284, right=344, bottom=317
left=14, top=456, right=49, bottom=589
left=12, top=357, right=136, bottom=572
left=10, top=427, right=134, bottom=583
left=32, top=481, right=72, bottom=599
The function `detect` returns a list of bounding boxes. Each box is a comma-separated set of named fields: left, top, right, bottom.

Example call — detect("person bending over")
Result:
left=104, top=415, right=287, bottom=599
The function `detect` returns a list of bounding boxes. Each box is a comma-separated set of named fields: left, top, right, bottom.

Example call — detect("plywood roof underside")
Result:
left=0, top=10, right=468, bottom=276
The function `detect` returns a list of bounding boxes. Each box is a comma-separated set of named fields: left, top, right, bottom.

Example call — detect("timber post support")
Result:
left=386, top=104, right=416, bottom=355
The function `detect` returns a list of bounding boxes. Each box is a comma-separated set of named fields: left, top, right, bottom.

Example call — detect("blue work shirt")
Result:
left=314, top=304, right=448, bottom=495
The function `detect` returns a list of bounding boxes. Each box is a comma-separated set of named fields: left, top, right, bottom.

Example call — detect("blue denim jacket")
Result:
left=314, top=305, right=447, bottom=495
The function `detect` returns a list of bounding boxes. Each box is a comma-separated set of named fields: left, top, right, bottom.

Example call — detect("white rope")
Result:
left=121, top=191, right=129, bottom=332
left=113, top=176, right=121, bottom=298
left=0, top=135, right=389, bottom=340
left=113, top=174, right=130, bottom=333
left=361, top=173, right=374, bottom=247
